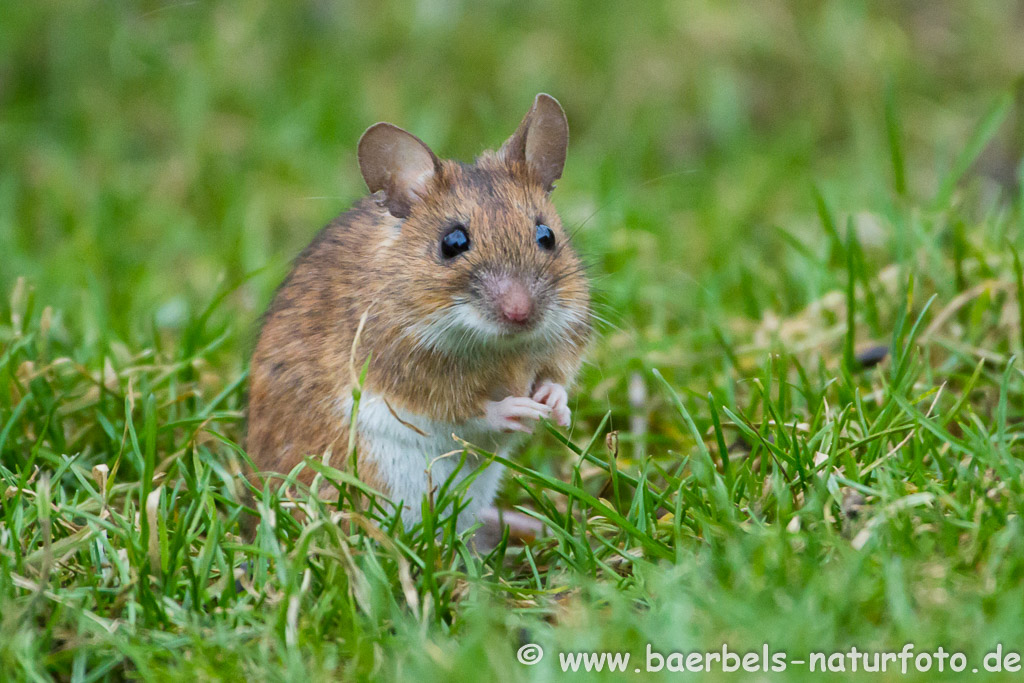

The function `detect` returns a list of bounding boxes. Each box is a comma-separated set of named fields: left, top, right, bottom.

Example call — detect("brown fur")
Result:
left=247, top=104, right=591, bottom=498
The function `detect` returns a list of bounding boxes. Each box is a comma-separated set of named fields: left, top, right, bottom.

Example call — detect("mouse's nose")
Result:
left=500, top=285, right=532, bottom=324
left=485, top=275, right=533, bottom=325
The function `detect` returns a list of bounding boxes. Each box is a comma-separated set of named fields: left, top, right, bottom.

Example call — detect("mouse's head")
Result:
left=358, top=94, right=590, bottom=357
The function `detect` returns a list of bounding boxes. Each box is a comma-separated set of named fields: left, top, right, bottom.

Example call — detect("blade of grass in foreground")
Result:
left=480, top=445, right=673, bottom=561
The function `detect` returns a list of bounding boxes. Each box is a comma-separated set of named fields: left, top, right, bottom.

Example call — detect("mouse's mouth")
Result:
left=469, top=300, right=545, bottom=338
left=407, top=272, right=567, bottom=354
left=407, top=296, right=552, bottom=356
left=492, top=314, right=541, bottom=337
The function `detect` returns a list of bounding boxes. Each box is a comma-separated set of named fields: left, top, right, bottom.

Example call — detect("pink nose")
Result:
left=495, top=280, right=533, bottom=324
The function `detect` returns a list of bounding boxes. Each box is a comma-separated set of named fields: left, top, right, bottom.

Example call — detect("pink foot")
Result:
left=484, top=396, right=551, bottom=434
left=532, top=381, right=571, bottom=427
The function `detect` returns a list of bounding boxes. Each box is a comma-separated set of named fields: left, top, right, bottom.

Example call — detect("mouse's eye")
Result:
left=440, top=225, right=471, bottom=259
left=535, top=223, right=556, bottom=251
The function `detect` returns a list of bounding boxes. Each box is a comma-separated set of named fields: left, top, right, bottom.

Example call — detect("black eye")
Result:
left=535, top=223, right=555, bottom=251
left=440, top=225, right=470, bottom=259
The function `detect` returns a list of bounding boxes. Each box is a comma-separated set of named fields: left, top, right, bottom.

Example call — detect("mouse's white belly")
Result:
left=342, top=391, right=518, bottom=531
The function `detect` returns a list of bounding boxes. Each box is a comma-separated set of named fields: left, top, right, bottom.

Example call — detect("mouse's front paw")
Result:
left=484, top=396, right=551, bottom=434
left=532, top=381, right=571, bottom=427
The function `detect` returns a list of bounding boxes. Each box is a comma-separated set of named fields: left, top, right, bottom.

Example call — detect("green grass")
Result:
left=3, top=2, right=1024, bottom=680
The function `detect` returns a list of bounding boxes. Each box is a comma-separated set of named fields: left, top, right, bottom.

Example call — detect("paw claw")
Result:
left=485, top=396, right=550, bottom=434
left=531, top=381, right=572, bottom=427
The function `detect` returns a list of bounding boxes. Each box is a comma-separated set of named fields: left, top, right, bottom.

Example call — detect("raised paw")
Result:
left=532, top=380, right=570, bottom=427
left=484, top=396, right=551, bottom=434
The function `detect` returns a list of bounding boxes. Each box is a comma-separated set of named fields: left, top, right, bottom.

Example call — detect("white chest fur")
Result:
left=343, top=392, right=517, bottom=531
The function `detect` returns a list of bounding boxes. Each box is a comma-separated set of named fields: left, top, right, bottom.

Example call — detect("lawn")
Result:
left=3, top=2, right=1024, bottom=680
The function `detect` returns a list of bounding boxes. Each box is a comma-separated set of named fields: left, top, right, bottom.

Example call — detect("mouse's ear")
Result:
left=500, top=93, right=568, bottom=192
left=358, top=123, right=441, bottom=218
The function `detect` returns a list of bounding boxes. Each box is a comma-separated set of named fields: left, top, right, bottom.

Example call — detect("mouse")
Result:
left=246, top=93, right=591, bottom=535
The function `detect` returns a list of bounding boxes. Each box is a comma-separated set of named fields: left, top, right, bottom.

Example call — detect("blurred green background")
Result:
left=4, top=1, right=1022, bottom=356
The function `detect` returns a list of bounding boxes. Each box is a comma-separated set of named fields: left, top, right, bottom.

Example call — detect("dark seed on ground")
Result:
left=855, top=345, right=889, bottom=368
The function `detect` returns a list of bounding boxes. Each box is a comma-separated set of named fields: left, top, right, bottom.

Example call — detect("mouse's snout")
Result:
left=499, top=283, right=532, bottom=324
left=480, top=273, right=535, bottom=328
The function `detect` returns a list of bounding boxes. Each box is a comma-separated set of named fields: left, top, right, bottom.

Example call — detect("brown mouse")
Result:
left=246, top=94, right=591, bottom=533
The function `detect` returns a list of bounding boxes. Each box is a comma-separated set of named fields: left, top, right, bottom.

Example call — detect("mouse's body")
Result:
left=247, top=94, right=590, bottom=531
